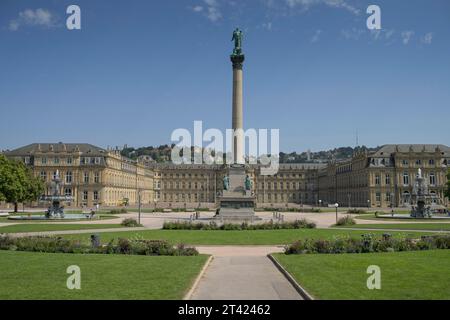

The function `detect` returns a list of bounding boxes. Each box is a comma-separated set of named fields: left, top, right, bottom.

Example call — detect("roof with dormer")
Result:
left=371, top=144, right=450, bottom=157
left=4, top=143, right=107, bottom=156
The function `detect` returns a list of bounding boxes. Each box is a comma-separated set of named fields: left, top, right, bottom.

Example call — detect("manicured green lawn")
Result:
left=0, top=215, right=119, bottom=223
left=0, top=223, right=124, bottom=233
left=60, top=229, right=433, bottom=245
left=355, top=214, right=450, bottom=222
left=0, top=250, right=208, bottom=300
left=274, top=250, right=450, bottom=300
left=339, top=223, right=450, bottom=231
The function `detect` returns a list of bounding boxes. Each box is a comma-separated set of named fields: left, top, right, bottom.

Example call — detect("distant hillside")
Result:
left=121, top=145, right=380, bottom=163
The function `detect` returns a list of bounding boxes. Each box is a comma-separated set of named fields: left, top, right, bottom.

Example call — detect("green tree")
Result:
left=0, top=155, right=44, bottom=212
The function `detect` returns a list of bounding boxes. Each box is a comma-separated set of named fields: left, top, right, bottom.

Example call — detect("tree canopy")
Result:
left=0, top=155, right=44, bottom=210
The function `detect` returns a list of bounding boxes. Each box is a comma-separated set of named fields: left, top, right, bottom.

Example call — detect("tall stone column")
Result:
left=231, top=54, right=245, bottom=165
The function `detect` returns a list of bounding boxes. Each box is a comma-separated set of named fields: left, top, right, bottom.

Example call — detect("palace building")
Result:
left=3, top=143, right=449, bottom=209
left=318, top=144, right=450, bottom=208
left=3, top=143, right=154, bottom=208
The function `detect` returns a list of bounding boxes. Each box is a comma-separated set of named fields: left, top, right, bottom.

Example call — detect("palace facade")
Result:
left=318, top=144, right=450, bottom=207
left=3, top=143, right=449, bottom=208
left=3, top=143, right=154, bottom=208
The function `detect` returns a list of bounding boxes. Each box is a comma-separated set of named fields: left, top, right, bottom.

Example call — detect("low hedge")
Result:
left=163, top=219, right=316, bottom=230
left=109, top=208, right=128, bottom=214
left=347, top=209, right=367, bottom=214
left=121, top=218, right=143, bottom=227
left=258, top=207, right=322, bottom=213
left=0, top=235, right=198, bottom=256
left=335, top=215, right=356, bottom=226
left=285, top=234, right=450, bottom=255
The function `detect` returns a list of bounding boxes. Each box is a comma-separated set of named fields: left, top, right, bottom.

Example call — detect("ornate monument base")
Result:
left=217, top=165, right=259, bottom=221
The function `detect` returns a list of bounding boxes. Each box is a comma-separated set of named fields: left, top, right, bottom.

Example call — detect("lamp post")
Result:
left=137, top=189, right=142, bottom=225
left=347, top=193, right=351, bottom=209
left=335, top=203, right=339, bottom=224
left=367, top=199, right=371, bottom=210
left=319, top=199, right=322, bottom=208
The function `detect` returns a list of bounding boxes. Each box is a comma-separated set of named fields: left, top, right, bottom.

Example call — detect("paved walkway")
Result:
left=190, top=246, right=302, bottom=300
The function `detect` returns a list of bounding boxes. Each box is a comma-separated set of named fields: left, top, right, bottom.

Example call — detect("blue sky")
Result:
left=0, top=0, right=449, bottom=153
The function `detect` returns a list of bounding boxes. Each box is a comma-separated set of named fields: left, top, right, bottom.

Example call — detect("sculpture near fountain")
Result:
left=41, top=170, right=73, bottom=219
left=410, top=168, right=433, bottom=218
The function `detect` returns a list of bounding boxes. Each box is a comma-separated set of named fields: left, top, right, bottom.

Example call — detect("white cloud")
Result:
left=401, top=31, right=414, bottom=45
left=421, top=32, right=433, bottom=45
left=192, top=6, right=204, bottom=12
left=311, top=29, right=322, bottom=42
left=262, top=22, right=273, bottom=31
left=370, top=29, right=395, bottom=43
left=286, top=0, right=360, bottom=15
left=341, top=28, right=365, bottom=40
left=8, top=8, right=57, bottom=31
left=196, top=0, right=222, bottom=22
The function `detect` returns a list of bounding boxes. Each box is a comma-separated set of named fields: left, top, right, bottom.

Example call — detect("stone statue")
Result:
left=245, top=175, right=252, bottom=191
left=231, top=28, right=243, bottom=56
left=223, top=175, right=230, bottom=191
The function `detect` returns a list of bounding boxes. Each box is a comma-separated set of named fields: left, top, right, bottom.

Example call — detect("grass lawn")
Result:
left=338, top=223, right=450, bottom=231
left=60, top=228, right=433, bottom=245
left=355, top=214, right=450, bottom=222
left=0, top=223, right=124, bottom=233
left=274, top=250, right=450, bottom=300
left=0, top=215, right=119, bottom=223
left=0, top=250, right=208, bottom=300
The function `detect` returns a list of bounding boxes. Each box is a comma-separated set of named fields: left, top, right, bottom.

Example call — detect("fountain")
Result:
left=410, top=168, right=433, bottom=218
left=41, top=170, right=72, bottom=219
left=378, top=168, right=449, bottom=220
left=8, top=170, right=93, bottom=221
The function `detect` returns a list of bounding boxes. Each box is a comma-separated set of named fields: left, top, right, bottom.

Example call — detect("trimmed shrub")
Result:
left=335, top=215, right=356, bottom=226
left=121, top=218, right=143, bottom=227
left=347, top=209, right=367, bottom=214
left=284, top=234, right=450, bottom=255
left=162, top=219, right=316, bottom=231
left=109, top=208, right=128, bottom=214
left=0, top=235, right=198, bottom=256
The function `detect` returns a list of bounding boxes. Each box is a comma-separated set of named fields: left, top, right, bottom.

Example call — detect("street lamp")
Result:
left=367, top=199, right=371, bottom=210
left=319, top=199, right=322, bottom=207
left=137, top=189, right=142, bottom=225
left=335, top=203, right=339, bottom=224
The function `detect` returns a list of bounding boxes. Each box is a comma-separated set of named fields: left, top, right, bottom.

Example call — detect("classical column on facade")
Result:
left=230, top=28, right=245, bottom=165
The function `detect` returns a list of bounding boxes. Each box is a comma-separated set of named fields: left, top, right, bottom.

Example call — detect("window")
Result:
left=386, top=193, right=391, bottom=202
left=52, top=171, right=58, bottom=180
left=84, top=172, right=89, bottom=183
left=65, top=171, right=72, bottom=184
left=429, top=173, right=436, bottom=186
left=42, top=157, right=47, bottom=165
left=376, top=192, right=381, bottom=202
left=385, top=174, right=391, bottom=185
left=403, top=172, right=409, bottom=186
left=429, top=159, right=435, bottom=165
left=40, top=171, right=47, bottom=181
left=402, top=160, right=409, bottom=166
left=94, top=172, right=100, bottom=183
left=415, top=159, right=422, bottom=166
left=54, top=157, right=60, bottom=164
left=64, top=188, right=72, bottom=197
left=67, top=157, right=73, bottom=165
left=93, top=191, right=99, bottom=201
left=375, top=174, right=380, bottom=185
left=83, top=191, right=88, bottom=201
left=95, top=157, right=101, bottom=165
